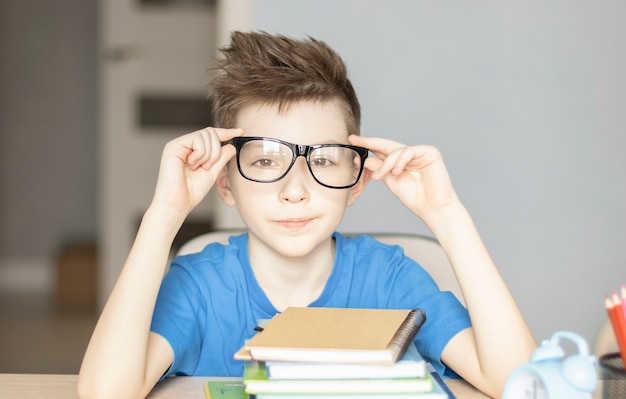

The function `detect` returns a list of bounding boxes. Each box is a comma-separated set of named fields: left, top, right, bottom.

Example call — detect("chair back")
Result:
left=176, top=230, right=464, bottom=305
left=594, top=318, right=618, bottom=356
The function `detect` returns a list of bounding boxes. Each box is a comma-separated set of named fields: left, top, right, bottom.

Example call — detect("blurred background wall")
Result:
left=1, top=0, right=624, bottom=360
left=0, top=1, right=98, bottom=293
left=223, top=0, right=626, bottom=346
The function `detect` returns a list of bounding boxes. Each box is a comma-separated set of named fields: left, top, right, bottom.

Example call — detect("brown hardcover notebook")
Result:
left=234, top=307, right=426, bottom=364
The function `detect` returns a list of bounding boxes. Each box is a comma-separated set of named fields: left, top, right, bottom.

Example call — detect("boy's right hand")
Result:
left=150, top=127, right=244, bottom=216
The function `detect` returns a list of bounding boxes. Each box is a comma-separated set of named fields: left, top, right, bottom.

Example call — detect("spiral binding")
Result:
left=388, top=308, right=427, bottom=361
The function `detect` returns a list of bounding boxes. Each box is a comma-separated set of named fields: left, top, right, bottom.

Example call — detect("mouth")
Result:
left=277, top=218, right=313, bottom=229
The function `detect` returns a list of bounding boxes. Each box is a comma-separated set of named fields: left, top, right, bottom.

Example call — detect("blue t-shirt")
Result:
left=150, top=232, right=471, bottom=378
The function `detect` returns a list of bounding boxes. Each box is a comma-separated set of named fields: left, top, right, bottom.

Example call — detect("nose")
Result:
left=279, top=157, right=311, bottom=203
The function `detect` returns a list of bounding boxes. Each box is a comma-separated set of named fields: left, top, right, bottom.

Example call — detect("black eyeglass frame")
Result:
left=222, top=136, right=369, bottom=189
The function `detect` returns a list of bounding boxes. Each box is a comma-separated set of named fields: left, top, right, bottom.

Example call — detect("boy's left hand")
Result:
left=349, top=135, right=460, bottom=221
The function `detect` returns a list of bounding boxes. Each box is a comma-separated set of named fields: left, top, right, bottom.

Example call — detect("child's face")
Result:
left=217, top=99, right=368, bottom=258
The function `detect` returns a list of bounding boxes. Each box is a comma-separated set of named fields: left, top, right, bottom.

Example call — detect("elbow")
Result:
left=77, top=373, right=145, bottom=399
left=77, top=374, right=105, bottom=399
left=77, top=370, right=96, bottom=399
left=77, top=376, right=112, bottom=399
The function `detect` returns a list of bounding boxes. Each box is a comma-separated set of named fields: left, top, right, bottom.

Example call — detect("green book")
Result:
left=243, top=361, right=436, bottom=395
left=204, top=380, right=246, bottom=399
left=252, top=369, right=450, bottom=398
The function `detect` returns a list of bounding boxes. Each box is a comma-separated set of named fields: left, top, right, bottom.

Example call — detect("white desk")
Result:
left=0, top=374, right=493, bottom=398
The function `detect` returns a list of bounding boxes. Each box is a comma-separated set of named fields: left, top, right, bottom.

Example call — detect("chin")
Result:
left=274, top=232, right=334, bottom=258
left=275, top=239, right=319, bottom=258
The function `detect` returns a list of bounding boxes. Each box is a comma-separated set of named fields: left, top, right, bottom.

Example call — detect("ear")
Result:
left=346, top=168, right=371, bottom=207
left=215, top=164, right=237, bottom=207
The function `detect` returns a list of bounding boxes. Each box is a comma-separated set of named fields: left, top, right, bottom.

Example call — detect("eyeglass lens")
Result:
left=237, top=139, right=364, bottom=188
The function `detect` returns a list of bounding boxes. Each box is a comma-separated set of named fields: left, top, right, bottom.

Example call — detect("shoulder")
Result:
left=168, top=233, right=248, bottom=281
left=175, top=233, right=247, bottom=263
left=154, top=233, right=250, bottom=317
left=334, top=232, right=428, bottom=281
left=335, top=232, right=406, bottom=262
left=334, top=232, right=436, bottom=288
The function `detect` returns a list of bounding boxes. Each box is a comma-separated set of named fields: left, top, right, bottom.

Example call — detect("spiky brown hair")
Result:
left=210, top=31, right=361, bottom=134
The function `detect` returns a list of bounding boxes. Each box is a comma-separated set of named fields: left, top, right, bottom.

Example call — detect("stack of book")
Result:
left=233, top=307, right=451, bottom=398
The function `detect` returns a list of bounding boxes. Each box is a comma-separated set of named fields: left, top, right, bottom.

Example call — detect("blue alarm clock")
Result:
left=502, top=331, right=597, bottom=399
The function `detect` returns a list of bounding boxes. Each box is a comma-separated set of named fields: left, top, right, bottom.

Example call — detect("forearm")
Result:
left=78, top=205, right=185, bottom=399
left=424, top=202, right=536, bottom=392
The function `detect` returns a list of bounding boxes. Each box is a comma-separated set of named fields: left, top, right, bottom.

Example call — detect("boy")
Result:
left=79, top=31, right=535, bottom=399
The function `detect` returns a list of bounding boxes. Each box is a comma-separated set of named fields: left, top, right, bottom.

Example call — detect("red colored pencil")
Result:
left=606, top=292, right=626, bottom=365
left=621, top=283, right=626, bottom=319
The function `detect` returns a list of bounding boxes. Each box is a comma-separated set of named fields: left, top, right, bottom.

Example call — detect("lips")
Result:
left=277, top=218, right=313, bottom=228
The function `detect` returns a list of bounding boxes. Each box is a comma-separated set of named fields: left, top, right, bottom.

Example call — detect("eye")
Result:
left=252, top=158, right=278, bottom=168
left=310, top=156, right=334, bottom=167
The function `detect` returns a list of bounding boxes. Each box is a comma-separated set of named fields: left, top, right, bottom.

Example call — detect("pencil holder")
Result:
left=599, top=352, right=626, bottom=399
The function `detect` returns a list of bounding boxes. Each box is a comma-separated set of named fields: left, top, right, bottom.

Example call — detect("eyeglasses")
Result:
left=222, top=136, right=368, bottom=189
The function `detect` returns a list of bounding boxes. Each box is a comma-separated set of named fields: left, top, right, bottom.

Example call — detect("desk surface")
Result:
left=0, top=373, right=607, bottom=398
left=0, top=373, right=491, bottom=399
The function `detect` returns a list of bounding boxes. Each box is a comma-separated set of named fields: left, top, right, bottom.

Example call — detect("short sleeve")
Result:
left=150, top=263, right=207, bottom=376
left=354, top=238, right=471, bottom=378
left=391, top=256, right=471, bottom=378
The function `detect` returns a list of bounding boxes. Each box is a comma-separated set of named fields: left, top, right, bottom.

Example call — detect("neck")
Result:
left=248, top=235, right=335, bottom=311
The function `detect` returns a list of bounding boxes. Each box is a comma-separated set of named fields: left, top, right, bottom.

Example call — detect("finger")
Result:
left=349, top=135, right=405, bottom=156
left=210, top=144, right=237, bottom=172
left=214, top=126, right=245, bottom=143
left=189, top=127, right=243, bottom=169
left=201, top=129, right=223, bottom=170
left=363, top=157, right=384, bottom=178
left=396, top=145, right=440, bottom=174
left=211, top=127, right=244, bottom=165
left=392, top=147, right=423, bottom=174
left=187, top=130, right=212, bottom=170
left=347, top=135, right=384, bottom=163
left=200, top=132, right=236, bottom=171
left=372, top=149, right=404, bottom=178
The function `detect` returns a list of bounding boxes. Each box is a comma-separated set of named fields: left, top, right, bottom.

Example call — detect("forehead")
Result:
left=235, top=100, right=350, bottom=144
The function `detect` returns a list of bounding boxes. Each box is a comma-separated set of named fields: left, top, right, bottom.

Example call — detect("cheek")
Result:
left=229, top=178, right=275, bottom=210
left=229, top=176, right=353, bottom=211
left=317, top=189, right=353, bottom=215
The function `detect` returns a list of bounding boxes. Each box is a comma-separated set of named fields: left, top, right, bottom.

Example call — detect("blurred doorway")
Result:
left=98, top=0, right=218, bottom=307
